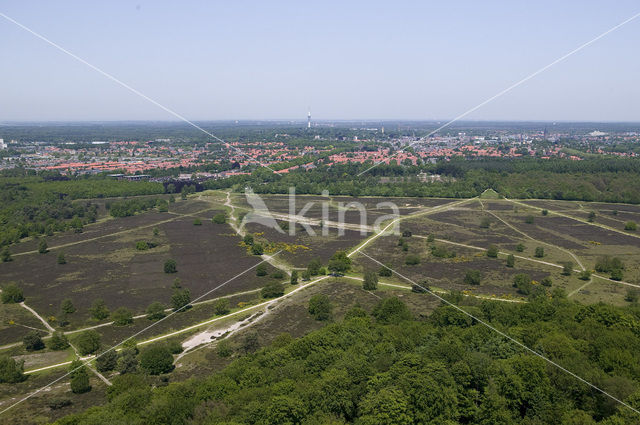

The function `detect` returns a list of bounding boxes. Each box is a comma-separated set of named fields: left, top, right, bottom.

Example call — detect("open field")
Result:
left=3, top=192, right=640, bottom=424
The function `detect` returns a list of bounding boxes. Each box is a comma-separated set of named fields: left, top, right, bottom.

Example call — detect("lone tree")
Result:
left=261, top=281, right=285, bottom=299
left=117, top=348, right=139, bottom=374
left=112, top=307, right=134, bottom=326
left=290, top=270, right=299, bottom=285
left=38, top=238, right=48, bottom=254
left=0, top=246, right=11, bottom=262
left=515, top=243, right=525, bottom=252
left=213, top=298, right=230, bottom=315
left=0, top=356, right=26, bottom=383
left=363, top=271, right=378, bottom=291
left=534, top=246, right=545, bottom=258
left=171, top=288, right=191, bottom=311
left=95, top=350, right=118, bottom=373
left=48, top=332, right=70, bottom=351
left=23, top=331, right=45, bottom=351
left=486, top=245, right=499, bottom=258
left=562, top=262, right=573, bottom=276
left=251, top=243, right=264, bottom=255
left=69, top=360, right=91, bottom=394
left=89, top=299, right=110, bottom=320
left=506, top=254, right=515, bottom=268
left=1, top=283, right=24, bottom=304
left=139, top=345, right=174, bottom=375
left=328, top=251, right=351, bottom=275
left=164, top=259, right=177, bottom=273
left=212, top=213, right=227, bottom=224
left=75, top=330, right=101, bottom=355
left=464, top=270, right=483, bottom=286
left=378, top=264, right=393, bottom=277
left=57, top=252, right=66, bottom=265
left=61, top=299, right=76, bottom=315
left=256, top=263, right=268, bottom=276
left=308, top=294, right=333, bottom=321
left=146, top=302, right=166, bottom=320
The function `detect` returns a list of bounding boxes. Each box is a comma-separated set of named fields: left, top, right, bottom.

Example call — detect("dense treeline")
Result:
left=202, top=157, right=640, bottom=203
left=0, top=173, right=163, bottom=246
left=57, top=295, right=640, bottom=424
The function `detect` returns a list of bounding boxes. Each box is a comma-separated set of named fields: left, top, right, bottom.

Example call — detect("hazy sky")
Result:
left=1, top=1, right=639, bottom=122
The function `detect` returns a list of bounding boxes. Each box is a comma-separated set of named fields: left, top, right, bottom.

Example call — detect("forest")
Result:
left=55, top=294, right=640, bottom=425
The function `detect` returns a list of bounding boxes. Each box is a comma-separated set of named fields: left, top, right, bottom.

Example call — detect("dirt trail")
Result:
left=20, top=302, right=54, bottom=334
left=485, top=210, right=586, bottom=271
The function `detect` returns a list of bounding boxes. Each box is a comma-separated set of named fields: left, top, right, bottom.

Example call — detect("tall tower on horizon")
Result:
left=307, top=108, right=311, bottom=129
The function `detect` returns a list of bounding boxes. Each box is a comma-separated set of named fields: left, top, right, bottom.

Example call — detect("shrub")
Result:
left=95, top=350, right=118, bottom=373
left=139, top=345, right=174, bottom=375
left=212, top=213, right=227, bottom=224
left=136, top=241, right=149, bottom=250
left=166, top=340, right=183, bottom=355
left=146, top=302, right=166, bottom=320
left=431, top=245, right=455, bottom=258
left=23, top=331, right=45, bottom=351
left=57, top=252, right=66, bottom=264
left=0, top=246, right=11, bottom=262
left=372, top=297, right=412, bottom=324
left=486, top=245, right=499, bottom=258
left=328, top=251, right=351, bottom=274
left=426, top=234, right=435, bottom=242
left=513, top=273, right=532, bottom=295
left=525, top=216, right=534, bottom=224
left=163, top=259, right=177, bottom=273
left=271, top=269, right=285, bottom=279
left=541, top=277, right=553, bottom=287
left=89, top=299, right=110, bottom=320
left=506, top=254, right=515, bottom=267
left=69, top=361, right=91, bottom=394
left=405, top=254, right=420, bottom=265
left=47, top=398, right=72, bottom=410
left=378, top=264, right=393, bottom=277
left=534, top=247, right=545, bottom=258
left=578, top=270, right=591, bottom=281
left=541, top=209, right=548, bottom=216
left=38, top=238, right=48, bottom=254
left=610, top=268, right=624, bottom=281
left=412, top=282, right=429, bottom=293
left=595, top=256, right=624, bottom=273
left=290, top=270, right=299, bottom=285
left=49, top=332, right=70, bottom=350
left=1, top=283, right=24, bottom=304
left=117, top=348, right=138, bottom=374
left=75, top=330, right=101, bottom=355
left=402, top=230, right=412, bottom=237
left=479, top=217, right=491, bottom=228
left=0, top=356, right=25, bottom=383
left=308, top=294, right=333, bottom=321
left=625, top=221, right=637, bottom=231
left=261, top=282, right=284, bottom=299
left=213, top=298, right=230, bottom=315
left=112, top=307, right=134, bottom=326
left=243, top=234, right=254, bottom=245
left=562, top=262, right=573, bottom=276
left=171, top=288, right=191, bottom=311
left=301, top=270, right=311, bottom=281
left=193, top=218, right=202, bottom=226
left=251, top=243, right=264, bottom=255
left=515, top=243, right=525, bottom=252
left=625, top=289, right=639, bottom=303
left=307, top=259, right=322, bottom=275
left=256, top=263, right=268, bottom=276
left=217, top=340, right=232, bottom=357
left=464, top=270, right=482, bottom=286
left=363, top=271, right=378, bottom=291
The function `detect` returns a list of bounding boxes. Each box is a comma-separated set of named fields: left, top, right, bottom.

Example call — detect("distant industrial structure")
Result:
left=307, top=109, right=311, bottom=129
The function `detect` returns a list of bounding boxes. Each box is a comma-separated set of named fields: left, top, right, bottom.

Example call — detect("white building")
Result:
left=0, top=139, right=6, bottom=150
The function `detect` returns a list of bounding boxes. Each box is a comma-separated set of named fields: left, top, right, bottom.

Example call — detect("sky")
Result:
left=0, top=1, right=639, bottom=122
